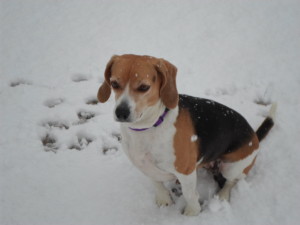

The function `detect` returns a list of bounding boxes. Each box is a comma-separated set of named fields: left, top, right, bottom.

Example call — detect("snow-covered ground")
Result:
left=1, top=0, right=300, bottom=224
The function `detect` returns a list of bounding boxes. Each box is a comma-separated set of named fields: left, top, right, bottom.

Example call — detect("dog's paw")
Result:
left=183, top=204, right=201, bottom=216
left=155, top=193, right=173, bottom=207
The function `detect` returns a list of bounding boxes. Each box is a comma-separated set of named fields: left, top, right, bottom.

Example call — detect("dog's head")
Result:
left=97, top=54, right=179, bottom=123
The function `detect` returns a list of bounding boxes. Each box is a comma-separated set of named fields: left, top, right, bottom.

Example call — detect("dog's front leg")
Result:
left=153, top=181, right=173, bottom=207
left=176, top=170, right=201, bottom=216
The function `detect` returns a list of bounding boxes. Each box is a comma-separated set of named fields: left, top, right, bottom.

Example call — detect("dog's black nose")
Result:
left=115, top=102, right=130, bottom=122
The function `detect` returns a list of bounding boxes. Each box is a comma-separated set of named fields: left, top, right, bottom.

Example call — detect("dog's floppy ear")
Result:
left=97, top=55, right=118, bottom=103
left=155, top=59, right=179, bottom=109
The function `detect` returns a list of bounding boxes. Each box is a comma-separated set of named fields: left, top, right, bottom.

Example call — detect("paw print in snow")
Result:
left=42, top=134, right=59, bottom=152
left=71, top=74, right=92, bottom=82
left=44, top=98, right=64, bottom=108
left=10, top=79, right=32, bottom=87
left=69, top=135, right=93, bottom=150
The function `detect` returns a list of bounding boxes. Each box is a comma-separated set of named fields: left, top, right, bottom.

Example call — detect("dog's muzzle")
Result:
left=115, top=101, right=131, bottom=122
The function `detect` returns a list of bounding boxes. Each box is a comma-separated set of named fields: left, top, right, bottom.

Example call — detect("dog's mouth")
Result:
left=115, top=117, right=131, bottom=123
left=114, top=111, right=143, bottom=124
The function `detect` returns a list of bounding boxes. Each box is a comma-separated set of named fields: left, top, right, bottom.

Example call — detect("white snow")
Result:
left=1, top=0, right=300, bottom=224
left=191, top=135, right=198, bottom=142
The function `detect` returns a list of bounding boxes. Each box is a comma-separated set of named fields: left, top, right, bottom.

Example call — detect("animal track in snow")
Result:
left=102, top=133, right=121, bottom=155
left=71, top=74, right=92, bottom=82
left=42, top=120, right=69, bottom=130
left=102, top=146, right=118, bottom=155
left=10, top=79, right=32, bottom=87
left=42, top=134, right=59, bottom=152
left=205, top=86, right=237, bottom=97
left=69, top=135, right=93, bottom=150
left=112, top=133, right=122, bottom=142
left=75, top=110, right=96, bottom=124
left=44, top=98, right=64, bottom=108
left=254, top=83, right=274, bottom=106
left=254, top=97, right=272, bottom=106
left=86, top=97, right=99, bottom=105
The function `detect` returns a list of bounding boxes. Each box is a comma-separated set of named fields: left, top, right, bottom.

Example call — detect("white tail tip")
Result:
left=269, top=102, right=277, bottom=120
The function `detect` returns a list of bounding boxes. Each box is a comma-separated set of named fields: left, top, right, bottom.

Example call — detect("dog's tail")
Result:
left=256, top=103, right=277, bottom=142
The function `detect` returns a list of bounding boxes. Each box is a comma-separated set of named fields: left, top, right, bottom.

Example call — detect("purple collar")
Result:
left=129, top=108, right=169, bottom=131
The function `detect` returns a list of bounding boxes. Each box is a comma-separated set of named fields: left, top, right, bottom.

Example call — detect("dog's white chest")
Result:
left=120, top=112, right=178, bottom=182
left=128, top=149, right=175, bottom=182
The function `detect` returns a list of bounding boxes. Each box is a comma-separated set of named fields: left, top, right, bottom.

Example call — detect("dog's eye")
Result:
left=137, top=84, right=150, bottom=92
left=111, top=81, right=120, bottom=89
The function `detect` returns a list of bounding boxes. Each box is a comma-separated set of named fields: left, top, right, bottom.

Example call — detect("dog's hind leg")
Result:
left=218, top=136, right=259, bottom=201
left=218, top=154, right=258, bottom=201
left=217, top=179, right=238, bottom=201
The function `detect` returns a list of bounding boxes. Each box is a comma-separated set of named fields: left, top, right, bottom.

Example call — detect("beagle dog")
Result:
left=97, top=54, right=275, bottom=216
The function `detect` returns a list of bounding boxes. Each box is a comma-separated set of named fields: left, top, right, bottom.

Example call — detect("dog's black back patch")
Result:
left=178, top=94, right=254, bottom=163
